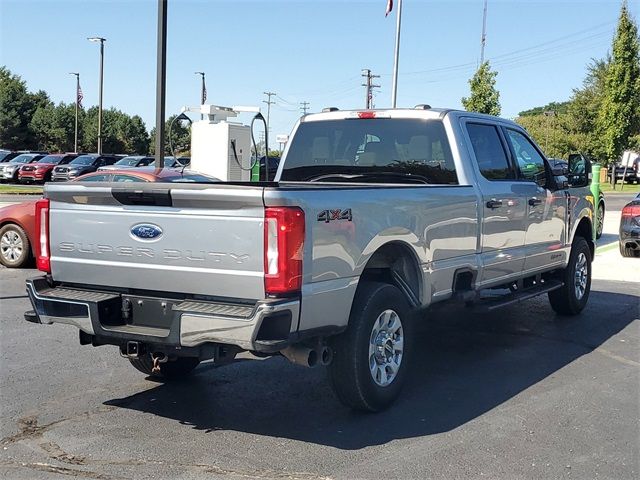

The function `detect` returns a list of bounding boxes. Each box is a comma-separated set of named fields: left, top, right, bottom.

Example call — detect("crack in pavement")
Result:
left=1, top=406, right=116, bottom=447
left=39, top=440, right=87, bottom=465
left=0, top=461, right=120, bottom=480
left=1, top=413, right=333, bottom=480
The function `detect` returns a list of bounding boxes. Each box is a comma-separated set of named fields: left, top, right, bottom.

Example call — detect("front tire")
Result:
left=328, top=282, right=414, bottom=412
left=129, top=355, right=200, bottom=380
left=548, top=237, right=592, bottom=315
left=0, top=224, right=30, bottom=268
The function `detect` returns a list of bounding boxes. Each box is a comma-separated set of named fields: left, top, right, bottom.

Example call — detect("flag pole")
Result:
left=69, top=72, right=80, bottom=153
left=391, top=0, right=403, bottom=108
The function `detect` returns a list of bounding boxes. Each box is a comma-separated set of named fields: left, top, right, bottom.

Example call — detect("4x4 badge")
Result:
left=317, top=209, right=352, bottom=223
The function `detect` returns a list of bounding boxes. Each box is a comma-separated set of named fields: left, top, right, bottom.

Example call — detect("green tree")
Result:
left=462, top=61, right=501, bottom=116
left=516, top=112, right=578, bottom=158
left=30, top=102, right=79, bottom=152
left=598, top=1, right=640, bottom=164
left=149, top=115, right=191, bottom=156
left=82, top=107, right=150, bottom=154
left=0, top=67, right=48, bottom=149
left=518, top=101, right=571, bottom=117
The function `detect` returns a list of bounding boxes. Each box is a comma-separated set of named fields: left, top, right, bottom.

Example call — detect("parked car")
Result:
left=0, top=168, right=217, bottom=268
left=0, top=150, right=47, bottom=163
left=98, top=155, right=154, bottom=171
left=614, top=150, right=640, bottom=184
left=51, top=153, right=121, bottom=181
left=619, top=192, right=640, bottom=257
left=550, top=156, right=605, bottom=239
left=18, top=153, right=79, bottom=184
left=148, top=156, right=190, bottom=169
left=0, top=150, right=19, bottom=163
left=0, top=153, right=46, bottom=182
left=259, top=155, right=280, bottom=181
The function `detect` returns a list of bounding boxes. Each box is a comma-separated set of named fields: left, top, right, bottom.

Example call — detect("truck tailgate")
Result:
left=45, top=183, right=266, bottom=300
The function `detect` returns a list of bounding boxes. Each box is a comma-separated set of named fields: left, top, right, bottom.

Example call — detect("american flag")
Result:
left=77, top=83, right=83, bottom=108
left=385, top=0, right=393, bottom=16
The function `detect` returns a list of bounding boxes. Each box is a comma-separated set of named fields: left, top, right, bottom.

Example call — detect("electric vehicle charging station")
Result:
left=182, top=104, right=260, bottom=181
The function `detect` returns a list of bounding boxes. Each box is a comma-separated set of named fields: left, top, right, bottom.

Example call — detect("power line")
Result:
left=300, top=101, right=310, bottom=115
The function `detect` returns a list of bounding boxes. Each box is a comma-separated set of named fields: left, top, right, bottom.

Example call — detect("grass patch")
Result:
left=598, top=182, right=640, bottom=194
left=0, top=184, right=43, bottom=195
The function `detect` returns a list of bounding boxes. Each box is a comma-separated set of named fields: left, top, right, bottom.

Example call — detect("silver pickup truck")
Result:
left=25, top=108, right=595, bottom=411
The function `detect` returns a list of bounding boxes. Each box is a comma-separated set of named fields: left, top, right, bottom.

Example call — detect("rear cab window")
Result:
left=280, top=118, right=458, bottom=184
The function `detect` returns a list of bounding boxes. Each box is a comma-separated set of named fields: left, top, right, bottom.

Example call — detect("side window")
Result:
left=466, top=123, right=514, bottom=180
left=113, top=174, right=145, bottom=183
left=81, top=174, right=110, bottom=182
left=505, top=129, right=547, bottom=184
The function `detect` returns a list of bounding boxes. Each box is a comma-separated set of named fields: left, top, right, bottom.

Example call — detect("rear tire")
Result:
left=0, top=223, right=30, bottom=268
left=129, top=355, right=200, bottom=380
left=328, top=282, right=414, bottom=412
left=548, top=237, right=592, bottom=316
left=619, top=243, right=640, bottom=258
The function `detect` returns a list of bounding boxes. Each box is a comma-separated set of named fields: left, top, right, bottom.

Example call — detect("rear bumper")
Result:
left=25, top=276, right=300, bottom=353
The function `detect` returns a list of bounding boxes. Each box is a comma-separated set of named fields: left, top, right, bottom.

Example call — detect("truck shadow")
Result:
left=104, top=287, right=638, bottom=450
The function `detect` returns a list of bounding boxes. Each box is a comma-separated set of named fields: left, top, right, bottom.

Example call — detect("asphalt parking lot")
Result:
left=0, top=194, right=638, bottom=480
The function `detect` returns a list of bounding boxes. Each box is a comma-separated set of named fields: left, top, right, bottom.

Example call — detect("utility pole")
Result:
left=263, top=91, right=276, bottom=134
left=480, top=0, right=488, bottom=64
left=259, top=131, right=266, bottom=157
left=361, top=69, right=380, bottom=109
left=300, top=101, right=310, bottom=115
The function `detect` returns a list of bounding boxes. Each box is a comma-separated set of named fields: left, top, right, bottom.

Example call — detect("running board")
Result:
left=472, top=280, right=563, bottom=312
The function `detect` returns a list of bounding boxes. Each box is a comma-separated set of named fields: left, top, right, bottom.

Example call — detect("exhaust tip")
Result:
left=320, top=346, right=333, bottom=366
left=308, top=349, right=318, bottom=367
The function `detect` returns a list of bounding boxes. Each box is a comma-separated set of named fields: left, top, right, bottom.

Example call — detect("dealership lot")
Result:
left=0, top=196, right=638, bottom=480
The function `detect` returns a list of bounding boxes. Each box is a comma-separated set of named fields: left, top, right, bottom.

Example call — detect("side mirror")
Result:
left=568, top=153, right=591, bottom=188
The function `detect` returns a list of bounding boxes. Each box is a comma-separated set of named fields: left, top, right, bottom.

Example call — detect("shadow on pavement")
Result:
left=104, top=287, right=637, bottom=450
left=597, top=232, right=619, bottom=248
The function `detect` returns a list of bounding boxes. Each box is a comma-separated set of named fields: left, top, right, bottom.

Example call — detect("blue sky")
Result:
left=1, top=0, right=638, bottom=138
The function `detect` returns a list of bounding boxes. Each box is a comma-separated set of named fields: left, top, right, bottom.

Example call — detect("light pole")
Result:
left=87, top=37, right=106, bottom=154
left=195, top=72, right=205, bottom=120
left=69, top=73, right=80, bottom=153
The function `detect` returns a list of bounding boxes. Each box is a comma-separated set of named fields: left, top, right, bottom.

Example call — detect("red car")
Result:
left=18, top=153, right=79, bottom=184
left=0, top=168, right=217, bottom=267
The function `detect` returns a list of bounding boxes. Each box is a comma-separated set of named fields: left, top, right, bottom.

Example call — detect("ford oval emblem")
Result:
left=131, top=224, right=163, bottom=241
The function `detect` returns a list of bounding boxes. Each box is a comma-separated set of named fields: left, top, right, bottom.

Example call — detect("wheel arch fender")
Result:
left=355, top=237, right=424, bottom=309
left=570, top=211, right=595, bottom=259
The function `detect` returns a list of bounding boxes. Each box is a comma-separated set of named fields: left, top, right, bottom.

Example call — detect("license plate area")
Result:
left=123, top=295, right=177, bottom=330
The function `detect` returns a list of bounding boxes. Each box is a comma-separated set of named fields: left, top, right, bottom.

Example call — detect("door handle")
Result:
left=528, top=198, right=543, bottom=206
left=486, top=199, right=503, bottom=209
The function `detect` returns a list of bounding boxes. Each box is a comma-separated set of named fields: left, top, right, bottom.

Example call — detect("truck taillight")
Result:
left=264, top=207, right=305, bottom=295
left=35, top=198, right=50, bottom=273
